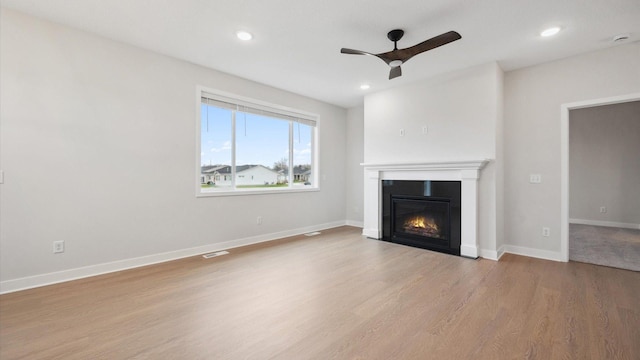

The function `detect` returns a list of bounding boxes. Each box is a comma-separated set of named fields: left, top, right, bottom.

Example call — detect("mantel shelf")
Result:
left=361, top=159, right=491, bottom=171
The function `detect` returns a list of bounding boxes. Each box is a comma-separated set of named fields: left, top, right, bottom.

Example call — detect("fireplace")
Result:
left=383, top=180, right=461, bottom=255
left=362, top=160, right=489, bottom=258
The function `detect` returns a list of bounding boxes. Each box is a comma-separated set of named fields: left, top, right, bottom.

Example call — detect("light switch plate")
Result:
left=529, top=174, right=542, bottom=184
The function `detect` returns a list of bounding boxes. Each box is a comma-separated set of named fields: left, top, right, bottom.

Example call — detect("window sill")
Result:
left=196, top=186, right=320, bottom=197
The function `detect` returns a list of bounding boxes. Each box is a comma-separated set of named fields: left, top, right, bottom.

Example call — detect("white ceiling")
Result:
left=1, top=0, right=638, bottom=108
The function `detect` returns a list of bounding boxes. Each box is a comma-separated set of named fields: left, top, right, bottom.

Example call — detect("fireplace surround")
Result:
left=362, top=160, right=489, bottom=258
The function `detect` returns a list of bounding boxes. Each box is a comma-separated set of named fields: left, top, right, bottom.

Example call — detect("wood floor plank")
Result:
left=1, top=226, right=639, bottom=359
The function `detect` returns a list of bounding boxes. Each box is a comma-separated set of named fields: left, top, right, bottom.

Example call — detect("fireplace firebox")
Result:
left=382, top=180, right=461, bottom=255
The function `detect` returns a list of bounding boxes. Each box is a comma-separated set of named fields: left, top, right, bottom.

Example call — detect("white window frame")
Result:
left=196, top=86, right=320, bottom=197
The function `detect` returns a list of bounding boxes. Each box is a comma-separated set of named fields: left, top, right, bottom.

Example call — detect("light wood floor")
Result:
left=1, top=226, right=639, bottom=359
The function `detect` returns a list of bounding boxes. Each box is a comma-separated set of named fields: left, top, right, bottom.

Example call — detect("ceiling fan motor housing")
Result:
left=387, top=29, right=405, bottom=46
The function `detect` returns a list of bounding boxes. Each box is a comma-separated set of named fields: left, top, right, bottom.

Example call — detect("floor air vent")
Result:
left=202, top=251, right=229, bottom=259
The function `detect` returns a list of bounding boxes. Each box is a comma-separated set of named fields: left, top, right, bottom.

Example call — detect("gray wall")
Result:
left=363, top=62, right=504, bottom=258
left=358, top=42, right=640, bottom=261
left=504, top=41, right=640, bottom=258
left=3, top=7, right=640, bottom=292
left=569, top=101, right=640, bottom=226
left=345, top=106, right=364, bottom=226
left=0, top=9, right=347, bottom=290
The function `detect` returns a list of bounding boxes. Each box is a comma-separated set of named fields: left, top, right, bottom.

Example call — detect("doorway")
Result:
left=560, top=94, right=640, bottom=270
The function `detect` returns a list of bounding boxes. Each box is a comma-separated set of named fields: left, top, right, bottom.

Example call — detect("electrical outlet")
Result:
left=542, top=227, right=550, bottom=237
left=53, top=241, right=65, bottom=254
left=256, top=216, right=262, bottom=225
left=422, top=126, right=428, bottom=134
left=399, top=128, right=405, bottom=137
left=529, top=174, right=542, bottom=184
left=599, top=206, right=607, bottom=213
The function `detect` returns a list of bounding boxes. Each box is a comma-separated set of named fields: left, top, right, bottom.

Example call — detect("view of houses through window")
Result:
left=199, top=90, right=316, bottom=193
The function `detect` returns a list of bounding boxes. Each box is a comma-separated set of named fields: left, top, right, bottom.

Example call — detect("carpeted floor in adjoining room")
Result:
left=570, top=223, right=640, bottom=271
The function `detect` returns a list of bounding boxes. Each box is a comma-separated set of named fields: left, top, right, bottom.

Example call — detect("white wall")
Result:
left=569, top=101, right=640, bottom=226
left=345, top=106, right=364, bottom=227
left=504, top=42, right=640, bottom=258
left=0, top=9, right=347, bottom=291
left=364, top=63, right=501, bottom=164
left=363, top=62, right=504, bottom=258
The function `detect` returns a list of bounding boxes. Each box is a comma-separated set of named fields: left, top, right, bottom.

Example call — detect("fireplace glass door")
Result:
left=391, top=195, right=451, bottom=249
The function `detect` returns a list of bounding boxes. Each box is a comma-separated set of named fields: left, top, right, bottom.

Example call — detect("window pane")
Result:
left=200, top=104, right=233, bottom=191
left=198, top=89, right=318, bottom=195
left=293, top=122, right=313, bottom=188
left=235, top=112, right=289, bottom=188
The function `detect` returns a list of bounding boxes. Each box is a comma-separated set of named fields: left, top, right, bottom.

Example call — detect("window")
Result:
left=197, top=87, right=318, bottom=196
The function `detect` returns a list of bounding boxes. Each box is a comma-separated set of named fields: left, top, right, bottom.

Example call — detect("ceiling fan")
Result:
left=341, top=29, right=462, bottom=80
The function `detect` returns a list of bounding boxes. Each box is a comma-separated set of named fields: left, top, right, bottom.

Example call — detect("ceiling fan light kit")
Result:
left=341, top=29, right=462, bottom=80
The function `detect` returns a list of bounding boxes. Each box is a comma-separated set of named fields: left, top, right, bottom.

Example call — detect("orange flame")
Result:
left=403, top=216, right=440, bottom=237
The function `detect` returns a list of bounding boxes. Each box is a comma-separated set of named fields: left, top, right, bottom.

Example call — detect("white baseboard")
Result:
left=0, top=220, right=347, bottom=294
left=345, top=220, right=364, bottom=228
left=501, top=244, right=564, bottom=262
left=569, top=218, right=640, bottom=230
left=362, top=228, right=380, bottom=239
left=479, top=245, right=505, bottom=261
left=460, top=245, right=479, bottom=259
left=478, top=249, right=497, bottom=260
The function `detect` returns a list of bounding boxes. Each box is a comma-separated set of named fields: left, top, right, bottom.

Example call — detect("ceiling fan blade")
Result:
left=341, top=48, right=375, bottom=56
left=401, top=31, right=461, bottom=61
left=341, top=30, right=460, bottom=80
left=389, top=66, right=402, bottom=79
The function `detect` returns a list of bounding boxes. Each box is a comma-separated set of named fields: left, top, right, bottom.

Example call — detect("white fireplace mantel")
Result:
left=361, top=159, right=490, bottom=258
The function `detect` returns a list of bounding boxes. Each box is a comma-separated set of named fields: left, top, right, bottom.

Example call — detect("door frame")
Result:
left=560, top=92, right=640, bottom=261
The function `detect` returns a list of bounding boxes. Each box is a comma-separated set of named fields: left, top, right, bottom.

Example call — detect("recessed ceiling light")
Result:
left=236, top=31, right=253, bottom=41
left=360, top=84, right=370, bottom=90
left=540, top=27, right=561, bottom=37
